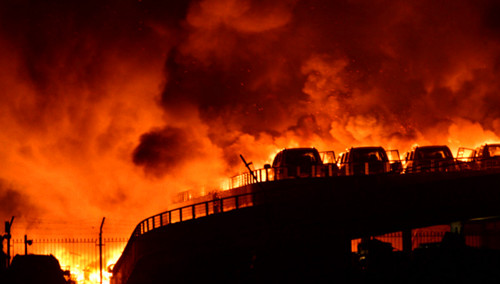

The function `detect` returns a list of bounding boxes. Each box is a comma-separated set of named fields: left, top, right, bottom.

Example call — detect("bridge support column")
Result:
left=402, top=229, right=412, bottom=253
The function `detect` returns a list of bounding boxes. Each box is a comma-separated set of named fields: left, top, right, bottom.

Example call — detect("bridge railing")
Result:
left=405, top=157, right=500, bottom=173
left=338, top=161, right=393, bottom=176
left=132, top=192, right=256, bottom=237
left=133, top=157, right=500, bottom=237
left=224, top=164, right=339, bottom=190
left=404, top=159, right=460, bottom=174
left=464, top=157, right=500, bottom=171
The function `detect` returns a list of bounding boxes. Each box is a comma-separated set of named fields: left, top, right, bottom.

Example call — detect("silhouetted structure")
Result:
left=5, top=254, right=73, bottom=284
left=112, top=169, right=500, bottom=284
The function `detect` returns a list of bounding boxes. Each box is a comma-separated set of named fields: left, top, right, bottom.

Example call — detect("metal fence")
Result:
left=10, top=237, right=128, bottom=284
left=222, top=164, right=339, bottom=190
left=134, top=192, right=255, bottom=237
left=223, top=157, right=500, bottom=191
left=135, top=158, right=500, bottom=240
left=351, top=231, right=490, bottom=252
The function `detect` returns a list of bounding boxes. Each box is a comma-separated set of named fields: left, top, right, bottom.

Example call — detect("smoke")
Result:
left=145, top=0, right=500, bottom=167
left=1, top=0, right=500, bottom=236
left=0, top=179, right=37, bottom=220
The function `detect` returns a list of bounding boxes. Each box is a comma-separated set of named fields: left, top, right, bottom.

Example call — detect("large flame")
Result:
left=2, top=1, right=500, bottom=280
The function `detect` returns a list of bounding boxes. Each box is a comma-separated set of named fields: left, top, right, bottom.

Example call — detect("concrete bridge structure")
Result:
left=111, top=169, right=500, bottom=284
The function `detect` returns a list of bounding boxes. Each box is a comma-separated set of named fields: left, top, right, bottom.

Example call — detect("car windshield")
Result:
left=386, top=150, right=400, bottom=162
left=488, top=145, right=500, bottom=157
left=417, top=148, right=452, bottom=160
left=285, top=150, right=321, bottom=165
left=351, top=148, right=387, bottom=162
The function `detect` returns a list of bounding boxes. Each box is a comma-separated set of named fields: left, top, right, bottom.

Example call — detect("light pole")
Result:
left=99, top=217, right=106, bottom=284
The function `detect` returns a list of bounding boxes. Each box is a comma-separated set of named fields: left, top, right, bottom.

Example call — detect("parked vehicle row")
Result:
left=264, top=143, right=500, bottom=179
left=457, top=143, right=500, bottom=170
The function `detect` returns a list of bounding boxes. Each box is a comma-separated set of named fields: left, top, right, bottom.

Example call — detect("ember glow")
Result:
left=2, top=0, right=500, bottom=282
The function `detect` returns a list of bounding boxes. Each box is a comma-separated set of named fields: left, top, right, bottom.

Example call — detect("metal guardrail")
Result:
left=223, top=164, right=339, bottom=190
left=404, top=159, right=459, bottom=174
left=131, top=157, right=500, bottom=238
left=406, top=157, right=500, bottom=173
left=338, top=161, right=393, bottom=176
left=132, top=192, right=255, bottom=237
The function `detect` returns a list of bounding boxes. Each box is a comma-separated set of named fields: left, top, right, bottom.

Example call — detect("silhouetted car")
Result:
left=403, top=145, right=457, bottom=173
left=337, top=146, right=390, bottom=175
left=267, top=148, right=324, bottom=179
left=6, top=254, right=73, bottom=284
left=473, top=143, right=500, bottom=170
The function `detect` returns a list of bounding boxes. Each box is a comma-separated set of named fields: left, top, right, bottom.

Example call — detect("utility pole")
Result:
left=99, top=217, right=105, bottom=284
left=4, top=216, right=14, bottom=268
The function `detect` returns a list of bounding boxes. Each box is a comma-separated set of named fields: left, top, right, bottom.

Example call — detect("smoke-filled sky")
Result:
left=1, top=0, right=500, bottom=236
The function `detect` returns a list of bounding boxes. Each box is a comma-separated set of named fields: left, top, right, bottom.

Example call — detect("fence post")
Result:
left=402, top=229, right=412, bottom=253
left=192, top=205, right=196, bottom=219
left=235, top=196, right=239, bottom=209
left=220, top=198, right=224, bottom=213
left=179, top=209, right=183, bottom=222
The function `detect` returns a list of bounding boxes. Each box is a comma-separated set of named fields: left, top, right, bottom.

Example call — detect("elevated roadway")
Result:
left=112, top=169, right=500, bottom=284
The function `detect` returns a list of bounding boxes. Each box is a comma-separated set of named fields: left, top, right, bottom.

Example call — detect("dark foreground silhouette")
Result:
left=1, top=254, right=74, bottom=284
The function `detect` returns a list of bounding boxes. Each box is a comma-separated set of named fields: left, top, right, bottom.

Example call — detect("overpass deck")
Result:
left=112, top=169, right=500, bottom=284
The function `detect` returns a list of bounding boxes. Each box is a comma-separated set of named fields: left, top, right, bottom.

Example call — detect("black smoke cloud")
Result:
left=0, top=179, right=36, bottom=221
left=133, top=127, right=203, bottom=178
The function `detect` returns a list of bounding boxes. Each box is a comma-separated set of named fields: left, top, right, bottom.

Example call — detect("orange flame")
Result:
left=1, top=0, right=500, bottom=263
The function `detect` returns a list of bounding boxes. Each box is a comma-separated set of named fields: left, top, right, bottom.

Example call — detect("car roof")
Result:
left=349, top=146, right=385, bottom=151
left=414, top=145, right=450, bottom=150
left=484, top=143, right=500, bottom=147
left=281, top=147, right=318, bottom=153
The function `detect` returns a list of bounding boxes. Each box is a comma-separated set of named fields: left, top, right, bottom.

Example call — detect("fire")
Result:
left=2, top=1, right=500, bottom=279
left=38, top=246, right=125, bottom=284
